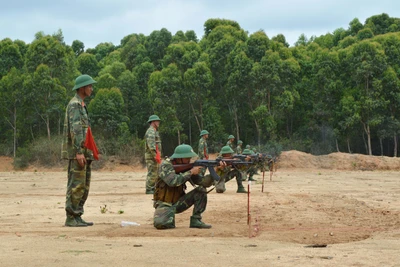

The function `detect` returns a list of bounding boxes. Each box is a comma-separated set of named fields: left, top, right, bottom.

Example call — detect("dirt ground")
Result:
left=0, top=151, right=400, bottom=267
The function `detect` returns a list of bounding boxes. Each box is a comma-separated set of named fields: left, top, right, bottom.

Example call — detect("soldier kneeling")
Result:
left=153, top=144, right=214, bottom=229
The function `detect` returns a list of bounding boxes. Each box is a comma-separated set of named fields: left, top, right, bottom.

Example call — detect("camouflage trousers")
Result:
left=65, top=159, right=92, bottom=217
left=153, top=187, right=207, bottom=229
left=146, top=159, right=159, bottom=192
left=215, top=169, right=244, bottom=193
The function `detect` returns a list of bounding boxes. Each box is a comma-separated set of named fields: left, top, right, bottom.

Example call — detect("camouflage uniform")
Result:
left=198, top=137, right=208, bottom=160
left=62, top=94, right=95, bottom=220
left=226, top=140, right=235, bottom=150
left=145, top=125, right=162, bottom=193
left=236, top=145, right=243, bottom=154
left=215, top=158, right=246, bottom=193
left=153, top=158, right=209, bottom=229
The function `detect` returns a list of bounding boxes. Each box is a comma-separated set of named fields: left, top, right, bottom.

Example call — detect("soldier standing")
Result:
left=153, top=144, right=213, bottom=229
left=236, top=140, right=243, bottom=154
left=62, top=74, right=97, bottom=227
left=198, top=130, right=209, bottom=160
left=226, top=135, right=235, bottom=150
left=145, top=115, right=162, bottom=194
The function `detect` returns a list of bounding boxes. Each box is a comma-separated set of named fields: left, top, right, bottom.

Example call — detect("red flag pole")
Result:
left=261, top=170, right=265, bottom=192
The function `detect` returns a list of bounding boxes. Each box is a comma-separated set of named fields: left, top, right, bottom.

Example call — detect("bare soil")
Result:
left=1, top=151, right=400, bottom=267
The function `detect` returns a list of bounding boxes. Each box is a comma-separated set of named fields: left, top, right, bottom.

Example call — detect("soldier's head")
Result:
left=200, top=130, right=209, bottom=139
left=245, top=145, right=251, bottom=149
left=238, top=140, right=243, bottom=146
left=72, top=74, right=97, bottom=98
left=242, top=149, right=253, bottom=155
left=170, top=144, right=198, bottom=164
left=228, top=135, right=235, bottom=142
left=147, top=114, right=161, bottom=128
left=220, top=145, right=234, bottom=158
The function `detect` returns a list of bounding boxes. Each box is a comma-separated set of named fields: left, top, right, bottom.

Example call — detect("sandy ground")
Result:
left=0, top=151, right=400, bottom=267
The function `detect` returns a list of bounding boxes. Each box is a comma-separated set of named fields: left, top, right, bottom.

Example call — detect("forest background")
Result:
left=1, top=13, right=400, bottom=169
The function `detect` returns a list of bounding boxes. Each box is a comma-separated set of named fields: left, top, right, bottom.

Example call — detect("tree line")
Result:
left=1, top=13, right=400, bottom=165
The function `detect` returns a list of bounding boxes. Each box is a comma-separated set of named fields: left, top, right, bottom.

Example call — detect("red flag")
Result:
left=84, top=126, right=99, bottom=160
left=155, top=144, right=161, bottom=164
left=204, top=146, right=208, bottom=160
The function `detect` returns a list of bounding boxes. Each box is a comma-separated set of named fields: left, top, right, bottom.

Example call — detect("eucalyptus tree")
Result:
left=0, top=38, right=24, bottom=79
left=183, top=61, right=213, bottom=131
left=98, top=61, right=126, bottom=80
left=71, top=40, right=84, bottom=57
left=24, top=64, right=66, bottom=139
left=0, top=68, right=25, bottom=157
left=345, top=40, right=388, bottom=155
left=76, top=52, right=100, bottom=78
left=145, top=28, right=172, bottom=70
left=88, top=87, right=128, bottom=142
left=246, top=30, right=270, bottom=63
left=148, top=64, right=184, bottom=144
left=120, top=34, right=148, bottom=70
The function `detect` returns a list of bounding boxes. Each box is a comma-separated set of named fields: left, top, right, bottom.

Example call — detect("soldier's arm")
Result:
left=160, top=162, right=193, bottom=187
left=68, top=102, right=85, bottom=155
left=146, top=128, right=157, bottom=157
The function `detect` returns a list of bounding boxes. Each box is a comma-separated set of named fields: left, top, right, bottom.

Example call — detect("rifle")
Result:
left=173, top=159, right=222, bottom=181
left=173, top=158, right=253, bottom=182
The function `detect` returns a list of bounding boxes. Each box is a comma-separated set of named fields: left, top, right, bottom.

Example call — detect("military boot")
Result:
left=190, top=216, right=212, bottom=229
left=65, top=215, right=87, bottom=227
left=236, top=186, right=247, bottom=193
left=76, top=216, right=94, bottom=226
left=249, top=176, right=256, bottom=182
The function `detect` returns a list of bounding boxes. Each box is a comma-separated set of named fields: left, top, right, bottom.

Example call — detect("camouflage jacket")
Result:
left=236, top=145, right=242, bottom=154
left=198, top=137, right=208, bottom=159
left=154, top=158, right=193, bottom=205
left=61, top=94, right=94, bottom=160
left=145, top=125, right=162, bottom=160
left=226, top=140, right=234, bottom=150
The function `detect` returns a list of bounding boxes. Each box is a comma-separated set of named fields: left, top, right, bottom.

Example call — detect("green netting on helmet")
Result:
left=237, top=140, right=243, bottom=144
left=170, top=144, right=198, bottom=159
left=228, top=135, right=234, bottom=139
left=219, top=145, right=234, bottom=154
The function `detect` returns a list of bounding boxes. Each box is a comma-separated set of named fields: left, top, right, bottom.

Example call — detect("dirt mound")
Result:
left=1, top=151, right=400, bottom=172
left=278, top=150, right=400, bottom=171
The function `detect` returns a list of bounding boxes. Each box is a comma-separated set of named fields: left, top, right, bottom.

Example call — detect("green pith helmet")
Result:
left=170, top=144, right=198, bottom=159
left=238, top=140, right=243, bottom=145
left=220, top=145, right=234, bottom=155
left=242, top=149, right=252, bottom=155
left=72, top=74, right=97, bottom=91
left=147, top=114, right=161, bottom=123
left=245, top=145, right=251, bottom=149
left=228, top=135, right=235, bottom=139
left=200, top=130, right=209, bottom=136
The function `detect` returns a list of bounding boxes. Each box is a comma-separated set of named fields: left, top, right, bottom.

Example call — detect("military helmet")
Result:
left=242, top=149, right=252, bottom=155
left=72, top=74, right=97, bottom=91
left=147, top=114, right=161, bottom=123
left=200, top=130, right=209, bottom=136
left=220, top=145, right=234, bottom=155
left=238, top=140, right=243, bottom=145
left=245, top=145, right=251, bottom=149
left=170, top=144, right=198, bottom=159
left=228, top=135, right=235, bottom=139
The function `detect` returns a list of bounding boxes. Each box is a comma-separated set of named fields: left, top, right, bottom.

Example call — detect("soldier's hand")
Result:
left=219, top=161, right=227, bottom=167
left=76, top=153, right=87, bottom=167
left=245, top=156, right=251, bottom=161
left=190, top=166, right=202, bottom=175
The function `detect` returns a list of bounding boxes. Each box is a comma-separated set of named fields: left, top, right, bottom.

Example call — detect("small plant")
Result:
left=100, top=204, right=108, bottom=214
left=118, top=210, right=124, bottom=214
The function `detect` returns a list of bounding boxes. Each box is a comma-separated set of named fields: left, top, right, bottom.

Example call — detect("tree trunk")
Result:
left=46, top=115, right=51, bottom=140
left=379, top=137, right=383, bottom=156
left=13, top=106, right=17, bottom=158
left=347, top=137, right=351, bottom=153
left=335, top=138, right=340, bottom=152
left=254, top=119, right=261, bottom=148
left=233, top=108, right=240, bottom=141
left=394, top=134, right=398, bottom=157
